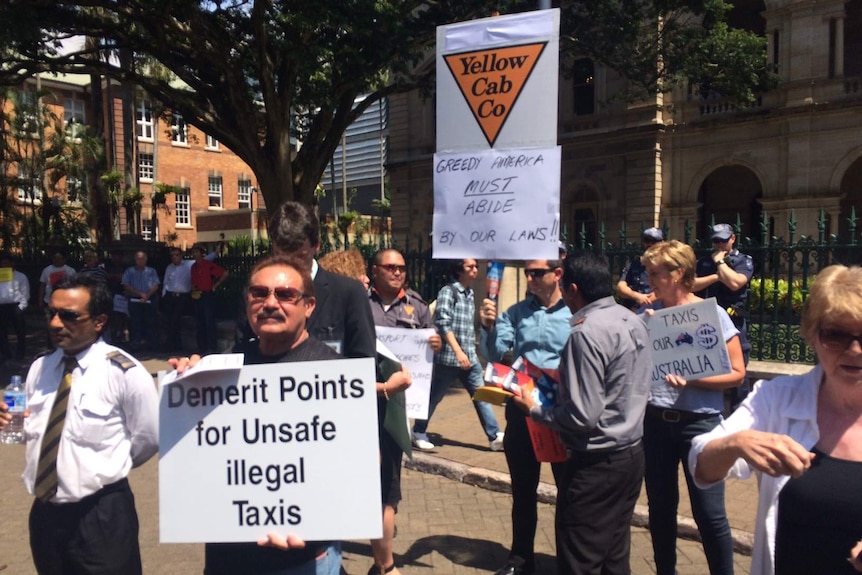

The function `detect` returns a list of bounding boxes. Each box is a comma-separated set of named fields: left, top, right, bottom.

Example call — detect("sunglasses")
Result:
left=46, top=307, right=90, bottom=323
left=247, top=286, right=306, bottom=304
left=524, top=268, right=555, bottom=279
left=712, top=237, right=731, bottom=244
left=818, top=328, right=862, bottom=351
left=378, top=264, right=407, bottom=274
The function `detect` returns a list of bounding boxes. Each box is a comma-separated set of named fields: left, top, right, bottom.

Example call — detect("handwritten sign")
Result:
left=376, top=326, right=435, bottom=419
left=643, top=299, right=731, bottom=384
left=158, top=358, right=381, bottom=543
left=437, top=9, right=559, bottom=152
left=433, top=146, right=560, bottom=259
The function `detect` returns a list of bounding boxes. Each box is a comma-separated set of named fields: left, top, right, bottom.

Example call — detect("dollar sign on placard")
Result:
left=695, top=324, right=719, bottom=350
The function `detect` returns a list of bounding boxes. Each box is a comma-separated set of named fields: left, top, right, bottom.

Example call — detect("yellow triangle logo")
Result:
left=444, top=42, right=547, bottom=147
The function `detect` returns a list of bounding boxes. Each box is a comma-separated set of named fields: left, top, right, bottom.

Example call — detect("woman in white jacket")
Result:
left=690, top=264, right=862, bottom=575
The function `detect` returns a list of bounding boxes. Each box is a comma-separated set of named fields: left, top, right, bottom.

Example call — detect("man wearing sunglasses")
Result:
left=479, top=259, right=571, bottom=575
left=693, top=223, right=754, bottom=409
left=0, top=274, right=158, bottom=574
left=235, top=202, right=375, bottom=361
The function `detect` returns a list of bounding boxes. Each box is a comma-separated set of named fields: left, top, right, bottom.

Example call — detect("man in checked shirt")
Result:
left=0, top=275, right=158, bottom=575
left=411, top=258, right=504, bottom=451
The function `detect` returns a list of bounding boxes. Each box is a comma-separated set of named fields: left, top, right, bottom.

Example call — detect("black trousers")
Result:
left=0, top=302, right=26, bottom=358
left=556, top=442, right=644, bottom=575
left=29, top=478, right=142, bottom=575
left=503, top=401, right=562, bottom=571
left=162, top=292, right=190, bottom=350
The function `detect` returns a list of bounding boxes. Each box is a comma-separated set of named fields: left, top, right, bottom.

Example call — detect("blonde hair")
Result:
left=642, top=240, right=696, bottom=291
left=318, top=249, right=367, bottom=281
left=800, top=264, right=862, bottom=344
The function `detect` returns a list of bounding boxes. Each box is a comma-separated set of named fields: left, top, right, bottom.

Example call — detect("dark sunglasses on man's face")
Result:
left=46, top=307, right=90, bottom=323
left=524, top=268, right=554, bottom=279
left=378, top=264, right=407, bottom=274
left=818, top=328, right=862, bottom=351
left=247, top=285, right=306, bottom=304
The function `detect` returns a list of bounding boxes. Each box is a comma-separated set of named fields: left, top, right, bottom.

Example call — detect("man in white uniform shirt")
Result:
left=162, top=247, right=193, bottom=351
left=0, top=274, right=158, bottom=575
left=0, top=253, right=30, bottom=360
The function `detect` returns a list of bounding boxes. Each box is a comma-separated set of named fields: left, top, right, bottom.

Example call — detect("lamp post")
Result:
left=250, top=186, right=258, bottom=256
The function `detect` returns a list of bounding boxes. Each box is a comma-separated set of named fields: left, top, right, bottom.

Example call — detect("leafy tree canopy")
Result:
left=0, top=0, right=772, bottom=211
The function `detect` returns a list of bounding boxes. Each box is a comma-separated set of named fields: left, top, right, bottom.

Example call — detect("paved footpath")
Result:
left=0, top=340, right=758, bottom=574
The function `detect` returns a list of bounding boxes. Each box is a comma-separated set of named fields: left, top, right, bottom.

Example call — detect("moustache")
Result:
left=256, top=311, right=285, bottom=321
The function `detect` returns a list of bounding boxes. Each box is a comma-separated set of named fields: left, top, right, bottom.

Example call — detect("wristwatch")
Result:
left=716, top=259, right=727, bottom=266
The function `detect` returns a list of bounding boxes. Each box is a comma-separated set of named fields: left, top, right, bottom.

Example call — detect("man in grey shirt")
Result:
left=512, top=251, right=652, bottom=575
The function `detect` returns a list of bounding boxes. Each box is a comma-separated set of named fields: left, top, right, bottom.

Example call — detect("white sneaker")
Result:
left=490, top=432, right=505, bottom=452
left=412, top=432, right=435, bottom=451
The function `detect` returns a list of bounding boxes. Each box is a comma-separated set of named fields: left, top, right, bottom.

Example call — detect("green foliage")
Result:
left=0, top=0, right=772, bottom=210
left=749, top=276, right=807, bottom=318
left=227, top=234, right=254, bottom=256
left=561, top=0, right=775, bottom=104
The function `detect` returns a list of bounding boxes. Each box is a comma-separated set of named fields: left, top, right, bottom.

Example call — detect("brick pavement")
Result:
left=0, top=323, right=760, bottom=574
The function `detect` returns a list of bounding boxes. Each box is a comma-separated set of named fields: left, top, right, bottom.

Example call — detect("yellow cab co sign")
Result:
left=436, top=10, right=559, bottom=153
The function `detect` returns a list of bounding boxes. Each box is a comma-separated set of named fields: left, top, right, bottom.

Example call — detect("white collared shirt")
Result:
left=0, top=269, right=30, bottom=309
left=23, top=340, right=159, bottom=503
left=163, top=260, right=193, bottom=294
left=689, top=366, right=822, bottom=575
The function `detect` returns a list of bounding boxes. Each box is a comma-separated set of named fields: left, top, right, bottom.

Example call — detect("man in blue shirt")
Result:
left=121, top=251, right=160, bottom=350
left=479, top=259, right=571, bottom=575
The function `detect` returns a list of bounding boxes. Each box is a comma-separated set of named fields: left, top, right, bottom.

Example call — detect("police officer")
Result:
left=616, top=227, right=663, bottom=310
left=693, top=223, right=754, bottom=408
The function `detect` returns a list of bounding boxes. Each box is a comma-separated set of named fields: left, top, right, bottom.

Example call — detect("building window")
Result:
left=142, top=218, right=152, bottom=241
left=136, top=100, right=154, bottom=141
left=17, top=91, right=40, bottom=137
left=205, top=134, right=219, bottom=150
left=208, top=176, right=223, bottom=208
left=572, top=58, right=596, bottom=116
left=238, top=178, right=252, bottom=209
left=138, top=153, right=154, bottom=182
left=16, top=166, right=42, bottom=203
left=64, top=98, right=86, bottom=140
left=171, top=113, right=187, bottom=145
left=175, top=188, right=190, bottom=225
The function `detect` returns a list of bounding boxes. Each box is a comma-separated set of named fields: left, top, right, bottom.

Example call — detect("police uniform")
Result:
left=696, top=247, right=754, bottom=406
left=24, top=340, right=159, bottom=575
left=619, top=256, right=651, bottom=309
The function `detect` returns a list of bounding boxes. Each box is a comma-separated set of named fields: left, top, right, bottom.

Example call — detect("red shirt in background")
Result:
left=191, top=259, right=226, bottom=292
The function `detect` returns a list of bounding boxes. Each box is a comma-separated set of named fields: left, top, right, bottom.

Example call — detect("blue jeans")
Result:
left=412, top=362, right=500, bottom=441
left=287, top=542, right=341, bottom=575
left=643, top=412, right=734, bottom=575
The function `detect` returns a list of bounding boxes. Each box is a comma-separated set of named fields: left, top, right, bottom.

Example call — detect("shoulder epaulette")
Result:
left=106, top=350, right=136, bottom=371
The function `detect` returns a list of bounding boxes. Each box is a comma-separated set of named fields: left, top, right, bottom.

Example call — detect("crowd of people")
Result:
left=0, top=212, right=860, bottom=575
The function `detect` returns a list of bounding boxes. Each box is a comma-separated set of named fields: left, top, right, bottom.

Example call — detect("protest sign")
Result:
left=437, top=9, right=559, bottom=152
left=375, top=326, right=435, bottom=419
left=158, top=357, right=381, bottom=543
left=432, top=146, right=560, bottom=259
left=643, top=298, right=732, bottom=385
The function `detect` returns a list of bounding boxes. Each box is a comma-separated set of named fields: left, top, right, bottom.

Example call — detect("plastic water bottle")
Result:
left=2, top=375, right=26, bottom=445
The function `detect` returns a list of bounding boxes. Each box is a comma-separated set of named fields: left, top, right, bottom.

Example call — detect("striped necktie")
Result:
left=34, top=356, right=77, bottom=502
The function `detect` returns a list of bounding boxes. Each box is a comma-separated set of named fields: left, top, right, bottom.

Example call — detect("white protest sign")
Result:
left=376, top=326, right=436, bottom=419
left=643, top=299, right=732, bottom=384
left=433, top=146, right=560, bottom=260
left=436, top=9, right=559, bottom=152
left=158, top=357, right=381, bottom=543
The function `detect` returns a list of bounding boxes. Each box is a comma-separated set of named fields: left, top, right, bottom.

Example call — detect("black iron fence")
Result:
left=13, top=208, right=861, bottom=365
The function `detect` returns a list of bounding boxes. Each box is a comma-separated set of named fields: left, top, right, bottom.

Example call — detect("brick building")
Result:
left=2, top=72, right=265, bottom=252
